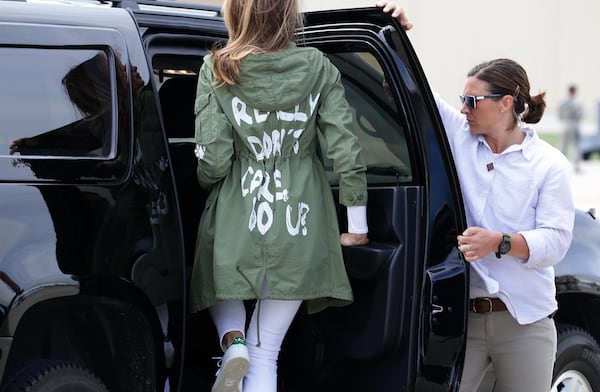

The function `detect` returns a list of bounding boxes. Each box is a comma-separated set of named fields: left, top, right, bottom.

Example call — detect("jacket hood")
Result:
left=208, top=43, right=325, bottom=112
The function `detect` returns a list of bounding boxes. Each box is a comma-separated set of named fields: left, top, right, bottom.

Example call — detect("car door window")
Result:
left=0, top=48, right=117, bottom=159
left=321, top=51, right=412, bottom=185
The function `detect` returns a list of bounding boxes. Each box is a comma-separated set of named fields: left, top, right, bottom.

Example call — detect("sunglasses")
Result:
left=459, top=94, right=503, bottom=109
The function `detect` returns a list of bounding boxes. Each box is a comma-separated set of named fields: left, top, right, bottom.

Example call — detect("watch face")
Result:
left=498, top=233, right=511, bottom=255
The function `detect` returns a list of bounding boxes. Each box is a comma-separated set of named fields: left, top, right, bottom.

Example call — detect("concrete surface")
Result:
left=569, top=160, right=600, bottom=213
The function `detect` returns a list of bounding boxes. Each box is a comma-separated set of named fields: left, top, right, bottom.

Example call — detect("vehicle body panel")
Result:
left=580, top=132, right=600, bottom=160
left=0, top=2, right=185, bottom=390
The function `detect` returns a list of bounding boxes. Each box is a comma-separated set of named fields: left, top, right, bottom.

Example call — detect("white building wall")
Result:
left=404, top=0, right=600, bottom=134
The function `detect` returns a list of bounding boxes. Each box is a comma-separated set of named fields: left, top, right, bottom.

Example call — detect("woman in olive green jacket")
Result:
left=189, top=0, right=368, bottom=390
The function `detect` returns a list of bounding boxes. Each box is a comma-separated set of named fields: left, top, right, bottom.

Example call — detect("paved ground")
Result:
left=569, top=160, right=600, bottom=214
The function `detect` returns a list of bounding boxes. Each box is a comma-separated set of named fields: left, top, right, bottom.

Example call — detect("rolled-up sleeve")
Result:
left=194, top=63, right=234, bottom=189
left=519, top=159, right=574, bottom=268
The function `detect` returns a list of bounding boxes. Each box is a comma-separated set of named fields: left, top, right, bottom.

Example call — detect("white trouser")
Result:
left=209, top=282, right=302, bottom=392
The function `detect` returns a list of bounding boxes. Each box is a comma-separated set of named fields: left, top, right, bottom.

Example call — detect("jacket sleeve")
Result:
left=194, top=62, right=234, bottom=189
left=316, top=61, right=367, bottom=207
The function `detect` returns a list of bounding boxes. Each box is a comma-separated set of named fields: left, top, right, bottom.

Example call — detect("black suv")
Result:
left=1, top=1, right=600, bottom=391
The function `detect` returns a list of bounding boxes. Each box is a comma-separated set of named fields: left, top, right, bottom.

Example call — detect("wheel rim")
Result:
left=551, top=369, right=593, bottom=392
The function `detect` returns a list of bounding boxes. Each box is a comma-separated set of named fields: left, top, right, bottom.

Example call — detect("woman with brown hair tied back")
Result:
left=377, top=2, right=575, bottom=391
left=189, top=0, right=369, bottom=391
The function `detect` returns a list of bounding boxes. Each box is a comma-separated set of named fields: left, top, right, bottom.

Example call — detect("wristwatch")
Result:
left=495, top=233, right=511, bottom=259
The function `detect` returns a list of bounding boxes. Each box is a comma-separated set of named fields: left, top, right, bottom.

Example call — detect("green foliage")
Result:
left=539, top=132, right=559, bottom=147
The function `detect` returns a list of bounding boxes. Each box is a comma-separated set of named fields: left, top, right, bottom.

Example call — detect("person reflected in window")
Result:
left=188, top=0, right=369, bottom=391
left=377, top=3, right=574, bottom=392
left=9, top=52, right=117, bottom=157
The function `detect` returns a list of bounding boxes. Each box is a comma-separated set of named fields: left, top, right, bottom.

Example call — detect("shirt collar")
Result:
left=476, top=127, right=536, bottom=160
left=520, top=127, right=537, bottom=161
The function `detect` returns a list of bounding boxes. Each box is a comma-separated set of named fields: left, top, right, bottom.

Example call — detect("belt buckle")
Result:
left=473, top=297, right=494, bottom=313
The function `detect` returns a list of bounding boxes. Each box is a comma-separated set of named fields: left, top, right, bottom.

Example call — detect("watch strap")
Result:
left=496, top=233, right=511, bottom=259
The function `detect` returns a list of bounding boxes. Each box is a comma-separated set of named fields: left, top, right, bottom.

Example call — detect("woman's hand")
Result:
left=375, top=1, right=413, bottom=30
left=457, top=227, right=502, bottom=262
left=341, top=233, right=369, bottom=246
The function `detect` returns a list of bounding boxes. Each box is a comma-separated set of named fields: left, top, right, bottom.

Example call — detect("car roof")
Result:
left=300, top=0, right=374, bottom=13
left=6, top=0, right=375, bottom=15
left=175, top=0, right=375, bottom=13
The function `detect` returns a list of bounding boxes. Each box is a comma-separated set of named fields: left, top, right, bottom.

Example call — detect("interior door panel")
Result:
left=329, top=186, right=421, bottom=360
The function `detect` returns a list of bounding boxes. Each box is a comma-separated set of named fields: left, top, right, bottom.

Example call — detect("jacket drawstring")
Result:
left=236, top=266, right=264, bottom=347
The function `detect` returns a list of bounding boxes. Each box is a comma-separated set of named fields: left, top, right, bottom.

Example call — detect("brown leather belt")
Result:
left=470, top=297, right=507, bottom=313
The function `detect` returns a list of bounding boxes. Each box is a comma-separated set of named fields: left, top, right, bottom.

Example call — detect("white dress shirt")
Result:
left=434, top=93, right=575, bottom=324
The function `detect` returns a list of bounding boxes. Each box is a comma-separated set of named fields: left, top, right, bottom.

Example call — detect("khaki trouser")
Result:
left=459, top=310, right=557, bottom=392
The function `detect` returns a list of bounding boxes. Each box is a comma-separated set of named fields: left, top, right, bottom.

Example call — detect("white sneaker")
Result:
left=211, top=339, right=250, bottom=392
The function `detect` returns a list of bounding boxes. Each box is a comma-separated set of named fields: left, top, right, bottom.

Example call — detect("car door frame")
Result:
left=302, top=8, right=469, bottom=391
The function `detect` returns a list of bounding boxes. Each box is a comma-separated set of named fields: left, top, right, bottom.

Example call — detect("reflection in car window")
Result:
left=324, top=52, right=412, bottom=185
left=0, top=48, right=116, bottom=158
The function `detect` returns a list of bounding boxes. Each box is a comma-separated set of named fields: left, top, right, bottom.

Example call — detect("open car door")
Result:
left=278, top=8, right=469, bottom=391
left=134, top=4, right=468, bottom=391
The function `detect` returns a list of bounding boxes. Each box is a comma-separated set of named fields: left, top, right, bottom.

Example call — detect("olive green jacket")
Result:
left=189, top=44, right=367, bottom=314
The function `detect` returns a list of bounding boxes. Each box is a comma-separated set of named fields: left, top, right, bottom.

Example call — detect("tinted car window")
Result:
left=0, top=48, right=116, bottom=159
left=150, top=48, right=413, bottom=186
left=324, top=51, right=412, bottom=185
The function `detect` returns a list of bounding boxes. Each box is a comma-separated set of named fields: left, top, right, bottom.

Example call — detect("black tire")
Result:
left=3, top=359, right=109, bottom=392
left=551, top=324, right=600, bottom=392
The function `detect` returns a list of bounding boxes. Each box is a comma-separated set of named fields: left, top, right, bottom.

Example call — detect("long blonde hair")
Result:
left=212, top=0, right=302, bottom=85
